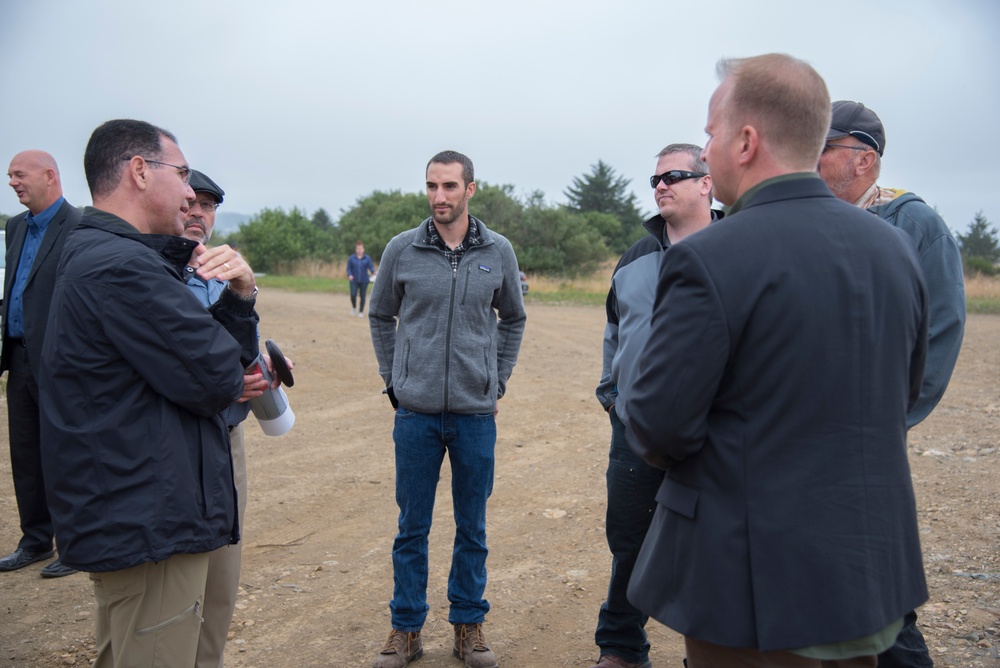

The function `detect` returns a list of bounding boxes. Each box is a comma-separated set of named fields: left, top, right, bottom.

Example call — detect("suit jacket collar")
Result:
left=729, top=172, right=829, bottom=216
left=28, top=199, right=75, bottom=288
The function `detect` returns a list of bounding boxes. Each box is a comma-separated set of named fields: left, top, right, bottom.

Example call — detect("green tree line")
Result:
left=220, top=161, right=648, bottom=276
left=209, top=170, right=1000, bottom=279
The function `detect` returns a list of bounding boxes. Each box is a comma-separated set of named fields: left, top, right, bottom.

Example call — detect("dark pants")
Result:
left=876, top=610, right=934, bottom=667
left=5, top=341, right=54, bottom=553
left=350, top=281, right=369, bottom=312
left=684, top=636, right=877, bottom=667
left=594, top=409, right=664, bottom=663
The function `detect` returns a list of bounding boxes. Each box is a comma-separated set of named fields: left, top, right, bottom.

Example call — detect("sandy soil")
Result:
left=1, top=290, right=998, bottom=667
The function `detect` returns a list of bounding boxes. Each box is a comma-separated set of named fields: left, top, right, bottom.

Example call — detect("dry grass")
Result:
left=965, top=273, right=1000, bottom=299
left=965, top=273, right=1000, bottom=314
left=273, top=259, right=344, bottom=279
left=523, top=260, right=615, bottom=294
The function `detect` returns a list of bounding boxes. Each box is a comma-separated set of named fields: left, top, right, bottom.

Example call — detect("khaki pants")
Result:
left=196, top=424, right=248, bottom=668
left=91, top=552, right=211, bottom=668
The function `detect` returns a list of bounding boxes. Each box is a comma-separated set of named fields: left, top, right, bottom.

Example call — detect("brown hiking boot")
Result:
left=373, top=629, right=422, bottom=668
left=452, top=623, right=498, bottom=668
left=589, top=654, right=653, bottom=668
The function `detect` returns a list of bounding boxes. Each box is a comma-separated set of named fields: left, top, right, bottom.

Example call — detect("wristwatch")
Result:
left=229, top=286, right=258, bottom=301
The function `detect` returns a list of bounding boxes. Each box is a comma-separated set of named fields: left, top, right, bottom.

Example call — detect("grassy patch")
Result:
left=255, top=262, right=615, bottom=306
left=256, top=275, right=348, bottom=293
left=967, top=298, right=1000, bottom=314
left=965, top=274, right=1000, bottom=315
left=255, top=268, right=1000, bottom=313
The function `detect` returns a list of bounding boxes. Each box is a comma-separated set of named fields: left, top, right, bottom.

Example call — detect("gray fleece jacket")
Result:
left=368, top=216, right=526, bottom=414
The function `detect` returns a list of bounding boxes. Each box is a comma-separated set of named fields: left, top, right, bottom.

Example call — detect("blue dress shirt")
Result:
left=7, top=197, right=64, bottom=338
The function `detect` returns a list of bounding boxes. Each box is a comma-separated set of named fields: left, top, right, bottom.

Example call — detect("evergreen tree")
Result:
left=311, top=207, right=334, bottom=230
left=564, top=160, right=645, bottom=253
left=957, top=211, right=999, bottom=263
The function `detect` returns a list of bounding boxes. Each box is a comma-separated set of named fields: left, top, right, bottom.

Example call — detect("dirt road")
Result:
left=1, top=291, right=998, bottom=666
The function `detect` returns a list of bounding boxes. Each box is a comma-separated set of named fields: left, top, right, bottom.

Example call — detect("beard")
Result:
left=182, top=221, right=208, bottom=244
left=431, top=197, right=468, bottom=226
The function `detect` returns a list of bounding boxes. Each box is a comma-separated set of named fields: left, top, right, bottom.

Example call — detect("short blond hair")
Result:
left=717, top=54, right=830, bottom=169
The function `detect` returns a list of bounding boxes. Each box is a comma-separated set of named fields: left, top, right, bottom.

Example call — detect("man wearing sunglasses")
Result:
left=591, top=144, right=720, bottom=668
left=37, top=120, right=262, bottom=667
left=819, top=101, right=965, bottom=668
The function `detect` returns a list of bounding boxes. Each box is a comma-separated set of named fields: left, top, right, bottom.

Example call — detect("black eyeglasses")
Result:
left=823, top=143, right=870, bottom=153
left=650, top=170, right=706, bottom=188
left=124, top=157, right=191, bottom=183
left=828, top=129, right=881, bottom=154
left=191, top=197, right=221, bottom=212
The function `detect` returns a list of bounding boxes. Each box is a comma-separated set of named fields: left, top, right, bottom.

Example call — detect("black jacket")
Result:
left=626, top=176, right=929, bottom=650
left=38, top=208, right=259, bottom=572
left=2, top=199, right=81, bottom=378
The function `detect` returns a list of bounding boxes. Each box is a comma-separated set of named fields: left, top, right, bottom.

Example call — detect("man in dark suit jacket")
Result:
left=624, top=54, right=930, bottom=667
left=1, top=150, right=80, bottom=578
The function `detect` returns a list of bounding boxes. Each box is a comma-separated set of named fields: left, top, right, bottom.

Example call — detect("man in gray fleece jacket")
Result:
left=368, top=150, right=526, bottom=668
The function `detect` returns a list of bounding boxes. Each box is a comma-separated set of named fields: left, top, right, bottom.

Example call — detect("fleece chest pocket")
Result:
left=460, top=262, right=503, bottom=305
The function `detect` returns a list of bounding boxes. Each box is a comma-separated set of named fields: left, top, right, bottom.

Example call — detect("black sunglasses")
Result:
left=650, top=170, right=706, bottom=189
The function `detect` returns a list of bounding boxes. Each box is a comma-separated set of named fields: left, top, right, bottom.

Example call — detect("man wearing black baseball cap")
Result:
left=819, top=101, right=965, bottom=668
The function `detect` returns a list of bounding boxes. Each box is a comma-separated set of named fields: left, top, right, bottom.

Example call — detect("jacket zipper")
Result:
left=443, top=261, right=458, bottom=412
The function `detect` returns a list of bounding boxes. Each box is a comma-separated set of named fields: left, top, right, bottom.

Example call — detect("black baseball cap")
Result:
left=827, top=101, right=885, bottom=156
left=189, top=169, right=225, bottom=204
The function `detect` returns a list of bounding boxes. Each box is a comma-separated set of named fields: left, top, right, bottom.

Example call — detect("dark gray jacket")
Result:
left=596, top=211, right=722, bottom=418
left=369, top=216, right=525, bottom=414
left=870, top=191, right=965, bottom=427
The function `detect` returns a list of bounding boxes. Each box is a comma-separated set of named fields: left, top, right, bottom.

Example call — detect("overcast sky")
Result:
left=3, top=0, right=998, bottom=236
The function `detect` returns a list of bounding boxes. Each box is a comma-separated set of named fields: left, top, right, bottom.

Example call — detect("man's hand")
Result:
left=190, top=244, right=256, bottom=296
left=262, top=354, right=295, bottom=390
left=238, top=371, right=269, bottom=403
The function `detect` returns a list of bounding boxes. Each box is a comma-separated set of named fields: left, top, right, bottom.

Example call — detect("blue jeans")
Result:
left=877, top=610, right=934, bottom=667
left=349, top=281, right=369, bottom=312
left=595, top=409, right=664, bottom=663
left=389, top=408, right=496, bottom=632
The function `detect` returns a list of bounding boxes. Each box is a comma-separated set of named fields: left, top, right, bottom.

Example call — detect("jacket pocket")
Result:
left=396, top=340, right=411, bottom=390
left=656, top=478, right=699, bottom=519
left=482, top=347, right=492, bottom=396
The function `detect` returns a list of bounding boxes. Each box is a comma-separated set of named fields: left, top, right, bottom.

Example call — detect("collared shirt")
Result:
left=184, top=270, right=252, bottom=429
left=855, top=182, right=900, bottom=210
left=424, top=216, right=483, bottom=271
left=6, top=197, right=65, bottom=338
left=727, top=172, right=821, bottom=217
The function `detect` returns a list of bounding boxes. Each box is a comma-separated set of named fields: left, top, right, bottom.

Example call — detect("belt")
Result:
left=7, top=337, right=26, bottom=347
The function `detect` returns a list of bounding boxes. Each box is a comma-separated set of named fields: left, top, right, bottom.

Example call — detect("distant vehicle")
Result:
left=519, top=271, right=529, bottom=295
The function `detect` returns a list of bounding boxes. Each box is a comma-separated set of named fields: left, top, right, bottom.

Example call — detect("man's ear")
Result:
left=124, top=156, right=149, bottom=191
left=736, top=125, right=758, bottom=167
left=855, top=149, right=879, bottom=178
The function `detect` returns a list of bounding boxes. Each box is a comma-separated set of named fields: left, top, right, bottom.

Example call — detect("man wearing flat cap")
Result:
left=819, top=101, right=966, bottom=668
left=182, top=169, right=261, bottom=668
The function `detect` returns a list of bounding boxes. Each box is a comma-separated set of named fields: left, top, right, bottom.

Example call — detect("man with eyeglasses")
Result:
left=589, top=144, right=719, bottom=668
left=818, top=101, right=965, bottom=668
left=37, top=119, right=263, bottom=667
left=1, top=150, right=80, bottom=580
left=182, top=169, right=259, bottom=668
